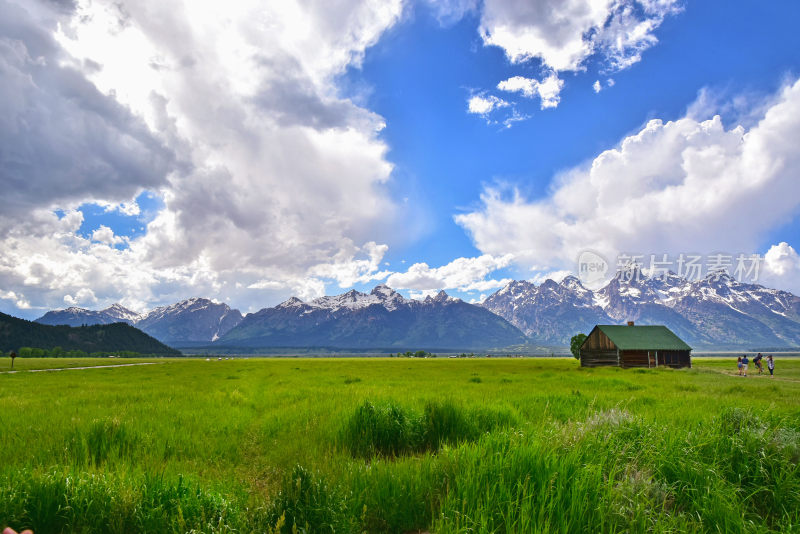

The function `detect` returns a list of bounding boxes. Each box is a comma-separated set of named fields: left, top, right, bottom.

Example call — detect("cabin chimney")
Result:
left=627, top=320, right=635, bottom=326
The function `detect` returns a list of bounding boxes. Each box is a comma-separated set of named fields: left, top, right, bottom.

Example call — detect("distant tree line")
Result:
left=390, top=350, right=438, bottom=358
left=388, top=351, right=482, bottom=358
left=8, top=347, right=155, bottom=358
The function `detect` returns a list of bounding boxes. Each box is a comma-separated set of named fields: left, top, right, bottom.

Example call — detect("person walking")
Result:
left=737, top=355, right=743, bottom=376
left=753, top=353, right=764, bottom=374
left=767, top=355, right=775, bottom=378
left=742, top=354, right=749, bottom=377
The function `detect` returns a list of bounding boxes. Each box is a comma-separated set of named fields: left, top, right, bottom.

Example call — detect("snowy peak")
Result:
left=370, top=284, right=407, bottom=310
left=645, top=270, right=685, bottom=298
left=136, top=297, right=243, bottom=344
left=35, top=305, right=133, bottom=327
left=217, top=284, right=525, bottom=350
left=425, top=290, right=459, bottom=304
left=140, top=297, right=226, bottom=320
left=303, top=284, right=411, bottom=312
left=370, top=283, right=395, bottom=296
left=539, top=279, right=560, bottom=291
left=310, top=289, right=375, bottom=311
left=559, top=275, right=583, bottom=290
left=559, top=276, right=595, bottom=305
left=276, top=296, right=306, bottom=309
left=101, top=303, right=141, bottom=323
left=483, top=267, right=800, bottom=348
left=497, top=279, right=536, bottom=296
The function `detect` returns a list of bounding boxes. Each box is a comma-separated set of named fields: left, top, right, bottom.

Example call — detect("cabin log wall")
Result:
left=580, top=328, right=619, bottom=366
left=580, top=326, right=692, bottom=368
left=621, top=350, right=650, bottom=368
left=580, top=349, right=618, bottom=367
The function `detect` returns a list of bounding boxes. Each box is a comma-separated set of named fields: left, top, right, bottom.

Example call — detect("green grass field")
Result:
left=1, top=358, right=163, bottom=372
left=1, top=357, right=799, bottom=533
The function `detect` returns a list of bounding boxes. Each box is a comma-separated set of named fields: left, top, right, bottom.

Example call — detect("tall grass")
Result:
left=65, top=418, right=137, bottom=466
left=2, top=358, right=800, bottom=532
left=0, top=470, right=246, bottom=533
left=338, top=399, right=517, bottom=458
left=265, top=405, right=800, bottom=533
left=339, top=400, right=420, bottom=457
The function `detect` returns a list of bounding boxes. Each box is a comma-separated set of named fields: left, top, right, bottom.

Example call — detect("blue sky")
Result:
left=347, top=0, right=800, bottom=265
left=2, top=0, right=800, bottom=318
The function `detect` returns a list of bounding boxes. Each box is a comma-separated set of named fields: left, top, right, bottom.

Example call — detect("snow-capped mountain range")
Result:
left=482, top=266, right=800, bottom=348
left=36, top=298, right=243, bottom=345
left=218, top=284, right=525, bottom=350
left=34, top=285, right=522, bottom=350
left=34, top=272, right=800, bottom=350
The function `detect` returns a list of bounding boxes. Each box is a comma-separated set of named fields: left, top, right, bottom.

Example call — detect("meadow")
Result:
left=0, top=357, right=798, bottom=533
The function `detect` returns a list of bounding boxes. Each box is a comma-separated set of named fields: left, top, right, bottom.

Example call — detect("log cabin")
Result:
left=579, top=322, right=692, bottom=368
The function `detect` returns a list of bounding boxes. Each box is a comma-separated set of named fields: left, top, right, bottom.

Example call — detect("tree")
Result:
left=570, top=334, right=587, bottom=360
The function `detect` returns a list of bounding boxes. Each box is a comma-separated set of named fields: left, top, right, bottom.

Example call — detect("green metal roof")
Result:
left=594, top=325, right=692, bottom=351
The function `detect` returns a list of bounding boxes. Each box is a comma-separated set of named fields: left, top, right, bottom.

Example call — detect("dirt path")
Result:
left=0, top=362, right=163, bottom=374
left=715, top=369, right=800, bottom=383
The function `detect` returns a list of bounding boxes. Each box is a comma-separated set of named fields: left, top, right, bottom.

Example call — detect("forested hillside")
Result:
left=0, top=312, right=181, bottom=356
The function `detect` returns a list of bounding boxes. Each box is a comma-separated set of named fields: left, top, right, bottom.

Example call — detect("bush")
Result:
left=0, top=469, right=243, bottom=533
left=340, top=400, right=517, bottom=458
left=265, top=465, right=351, bottom=534
left=570, top=333, right=587, bottom=360
left=339, top=401, right=420, bottom=458
left=65, top=418, right=137, bottom=466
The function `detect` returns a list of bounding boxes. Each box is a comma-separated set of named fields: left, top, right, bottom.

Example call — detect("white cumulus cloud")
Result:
left=0, top=0, right=409, bottom=316
left=91, top=225, right=127, bottom=246
left=497, top=72, right=564, bottom=109
left=467, top=94, right=510, bottom=115
left=465, top=0, right=680, bottom=119
left=456, top=79, right=800, bottom=287
left=762, top=242, right=800, bottom=294
left=386, top=254, right=514, bottom=292
left=479, top=0, right=681, bottom=72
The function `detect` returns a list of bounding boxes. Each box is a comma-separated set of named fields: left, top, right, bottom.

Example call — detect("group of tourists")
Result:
left=737, top=353, right=774, bottom=377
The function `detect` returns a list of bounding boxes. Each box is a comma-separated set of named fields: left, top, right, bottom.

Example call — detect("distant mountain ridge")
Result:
left=1, top=311, right=180, bottom=355
left=36, top=305, right=139, bottom=327
left=217, top=284, right=527, bottom=350
left=34, top=271, right=800, bottom=350
left=35, top=298, right=242, bottom=345
left=482, top=268, right=800, bottom=349
left=135, top=298, right=243, bottom=344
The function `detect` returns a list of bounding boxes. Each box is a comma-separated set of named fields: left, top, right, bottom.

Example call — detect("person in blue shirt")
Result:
left=753, top=353, right=764, bottom=374
left=741, top=354, right=749, bottom=377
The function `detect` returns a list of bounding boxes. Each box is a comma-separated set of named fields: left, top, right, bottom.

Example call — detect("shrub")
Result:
left=265, top=465, right=351, bottom=534
left=65, top=418, right=137, bottom=466
left=340, top=400, right=518, bottom=458
left=0, top=469, right=243, bottom=533
left=421, top=400, right=476, bottom=448
left=339, top=401, right=420, bottom=458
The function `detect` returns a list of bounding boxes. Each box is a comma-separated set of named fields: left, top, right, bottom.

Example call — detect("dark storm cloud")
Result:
left=0, top=0, right=175, bottom=220
left=251, top=55, right=361, bottom=130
